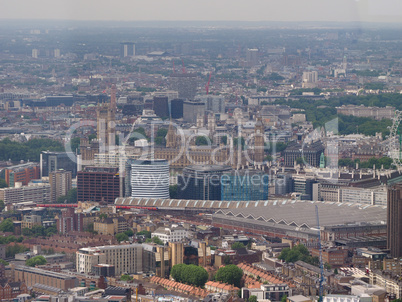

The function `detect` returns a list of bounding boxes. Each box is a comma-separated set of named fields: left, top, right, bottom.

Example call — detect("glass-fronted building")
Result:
left=221, top=170, right=269, bottom=201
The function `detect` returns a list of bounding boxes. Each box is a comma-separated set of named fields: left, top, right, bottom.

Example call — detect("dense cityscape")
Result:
left=1, top=15, right=402, bottom=302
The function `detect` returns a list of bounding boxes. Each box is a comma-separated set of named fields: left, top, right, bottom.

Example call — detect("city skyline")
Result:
left=1, top=0, right=402, bottom=23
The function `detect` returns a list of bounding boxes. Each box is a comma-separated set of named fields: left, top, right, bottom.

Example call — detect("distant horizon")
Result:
left=1, top=0, right=402, bottom=25
left=1, top=19, right=402, bottom=29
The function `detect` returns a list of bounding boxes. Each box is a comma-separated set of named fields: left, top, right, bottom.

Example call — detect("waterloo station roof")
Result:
left=115, top=197, right=386, bottom=228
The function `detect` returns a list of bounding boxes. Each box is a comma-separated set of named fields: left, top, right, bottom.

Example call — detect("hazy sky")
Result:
left=1, top=0, right=402, bottom=23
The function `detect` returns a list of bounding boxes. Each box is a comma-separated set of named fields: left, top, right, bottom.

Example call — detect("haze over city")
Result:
left=1, top=0, right=402, bottom=23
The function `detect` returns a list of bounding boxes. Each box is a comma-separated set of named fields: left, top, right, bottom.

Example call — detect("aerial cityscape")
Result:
left=1, top=2, right=402, bottom=302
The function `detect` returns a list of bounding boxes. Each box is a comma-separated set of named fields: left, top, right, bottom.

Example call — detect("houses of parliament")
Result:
left=80, top=86, right=266, bottom=169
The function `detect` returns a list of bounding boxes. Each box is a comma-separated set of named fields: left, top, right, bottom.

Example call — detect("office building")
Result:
left=292, top=175, right=320, bottom=201
left=170, top=99, right=184, bottom=118
left=32, top=49, right=39, bottom=58
left=13, top=265, right=77, bottom=291
left=0, top=183, right=51, bottom=204
left=120, top=42, right=135, bottom=58
left=142, top=244, right=170, bottom=277
left=92, top=264, right=115, bottom=277
left=22, top=214, right=42, bottom=229
left=76, top=244, right=143, bottom=276
left=302, top=71, right=318, bottom=83
left=56, top=208, right=84, bottom=234
left=153, top=96, right=169, bottom=118
left=4, top=163, right=40, bottom=187
left=77, top=167, right=122, bottom=203
left=130, top=159, right=169, bottom=199
left=221, top=170, right=269, bottom=201
left=387, top=184, right=402, bottom=258
left=242, top=283, right=291, bottom=302
left=177, top=165, right=232, bottom=200
left=283, top=141, right=325, bottom=167
left=169, top=73, right=198, bottom=100
left=151, top=225, right=188, bottom=244
left=196, top=95, right=225, bottom=113
left=54, top=48, right=60, bottom=58
left=169, top=242, right=184, bottom=266
left=274, top=173, right=293, bottom=195
left=40, top=151, right=77, bottom=178
left=246, top=48, right=259, bottom=67
left=49, top=169, right=72, bottom=203
left=41, top=95, right=74, bottom=107
left=183, top=100, right=205, bottom=123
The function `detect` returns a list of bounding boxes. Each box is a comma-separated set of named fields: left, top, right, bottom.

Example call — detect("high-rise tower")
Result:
left=254, top=115, right=265, bottom=164
left=96, top=85, right=116, bottom=150
left=387, top=184, right=402, bottom=258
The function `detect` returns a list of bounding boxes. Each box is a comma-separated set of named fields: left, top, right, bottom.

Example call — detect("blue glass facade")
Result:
left=221, top=171, right=269, bottom=201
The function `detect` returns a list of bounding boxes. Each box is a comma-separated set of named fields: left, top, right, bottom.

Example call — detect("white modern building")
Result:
left=76, top=244, right=142, bottom=275
left=151, top=225, right=188, bottom=244
left=131, top=159, right=169, bottom=198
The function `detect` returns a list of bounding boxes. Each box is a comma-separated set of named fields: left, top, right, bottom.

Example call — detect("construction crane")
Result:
left=315, top=205, right=324, bottom=302
left=181, top=58, right=186, bottom=73
left=205, top=72, right=212, bottom=95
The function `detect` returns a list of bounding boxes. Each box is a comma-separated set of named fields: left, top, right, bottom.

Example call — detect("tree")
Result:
left=99, top=213, right=108, bottom=220
left=128, top=127, right=148, bottom=143
left=249, top=295, right=258, bottom=302
left=6, top=244, right=28, bottom=258
left=169, top=185, right=178, bottom=199
left=120, top=274, right=133, bottom=282
left=157, top=128, right=168, bottom=138
left=170, top=264, right=209, bottom=287
left=233, top=137, right=245, bottom=150
left=152, top=236, right=164, bottom=245
left=223, top=255, right=232, bottom=265
left=26, top=256, right=47, bottom=267
left=116, top=233, right=129, bottom=242
left=31, top=225, right=44, bottom=237
left=281, top=295, right=287, bottom=302
left=0, top=218, right=14, bottom=232
left=334, top=268, right=338, bottom=275
left=0, top=259, right=8, bottom=266
left=124, top=229, right=134, bottom=237
left=56, top=188, right=77, bottom=204
left=215, top=264, right=243, bottom=288
left=278, top=244, right=319, bottom=266
left=195, top=136, right=209, bottom=146
left=137, top=230, right=151, bottom=238
left=44, top=226, right=57, bottom=237
left=231, top=242, right=245, bottom=249
left=221, top=136, right=228, bottom=145
left=0, top=200, right=4, bottom=212
left=0, top=178, right=7, bottom=188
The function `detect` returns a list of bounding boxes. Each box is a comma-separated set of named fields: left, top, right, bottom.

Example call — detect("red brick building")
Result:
left=0, top=264, right=28, bottom=300
left=311, top=247, right=348, bottom=268
left=5, top=163, right=40, bottom=186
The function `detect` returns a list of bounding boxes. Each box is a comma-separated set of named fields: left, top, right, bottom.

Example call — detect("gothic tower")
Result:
left=254, top=115, right=265, bottom=164
left=166, top=122, right=177, bottom=148
left=97, top=85, right=116, bottom=150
